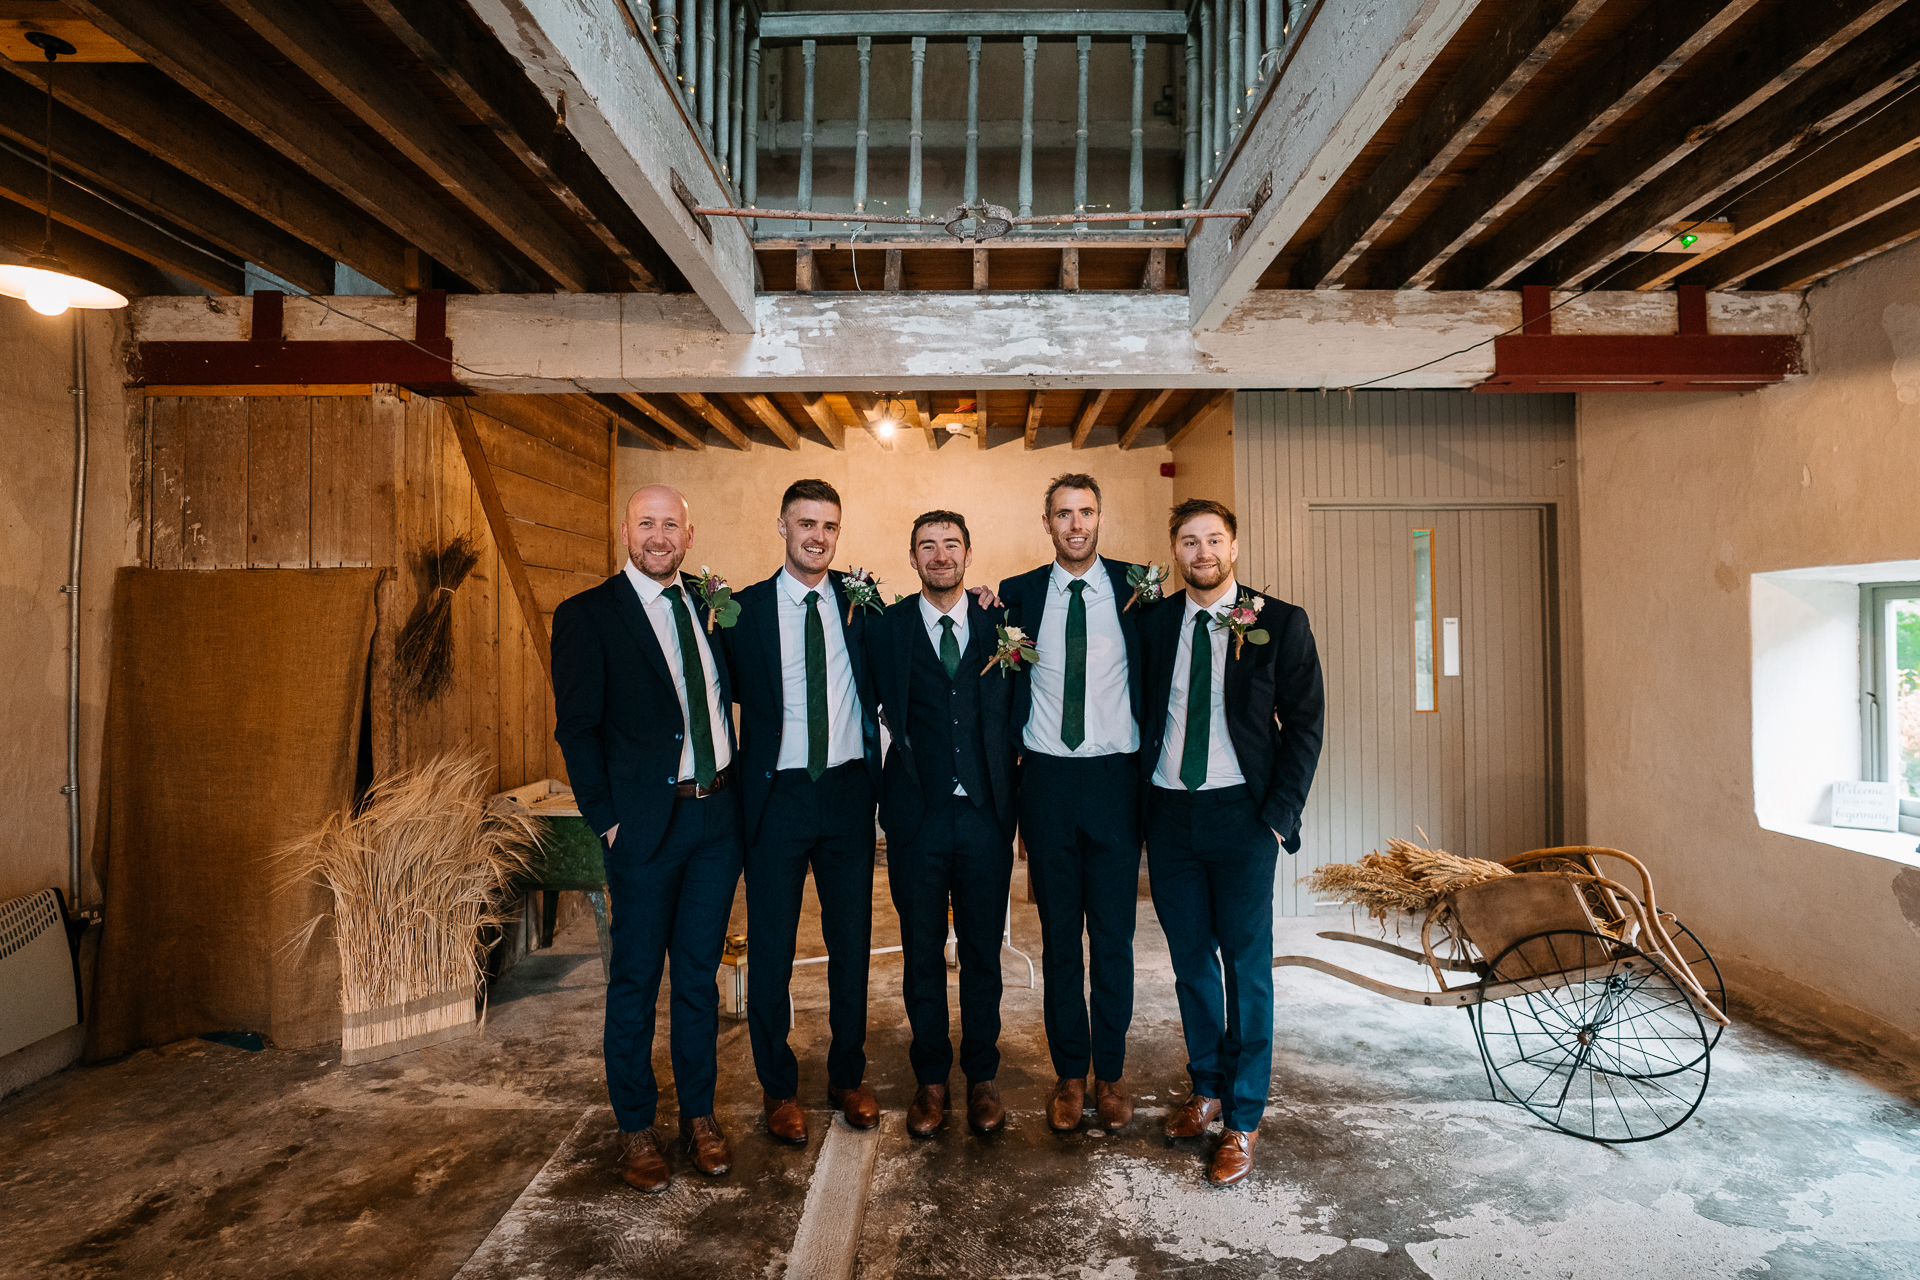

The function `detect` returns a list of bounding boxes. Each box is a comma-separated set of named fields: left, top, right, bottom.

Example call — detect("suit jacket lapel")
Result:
left=610, top=570, right=675, bottom=695
left=751, top=572, right=783, bottom=694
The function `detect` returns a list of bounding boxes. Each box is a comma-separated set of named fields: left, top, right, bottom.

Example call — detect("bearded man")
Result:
left=1140, top=498, right=1324, bottom=1188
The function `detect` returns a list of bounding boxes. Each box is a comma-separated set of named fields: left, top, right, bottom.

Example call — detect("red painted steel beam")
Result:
left=1474, top=333, right=1802, bottom=392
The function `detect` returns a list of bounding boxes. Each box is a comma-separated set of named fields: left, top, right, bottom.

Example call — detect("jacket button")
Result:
left=675, top=733, right=683, bottom=741
left=765, top=770, right=773, bottom=778
left=666, top=776, right=676, bottom=785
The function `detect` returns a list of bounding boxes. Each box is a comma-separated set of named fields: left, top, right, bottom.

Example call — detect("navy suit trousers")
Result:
left=1018, top=751, right=1140, bottom=1081
left=601, top=792, right=743, bottom=1131
left=744, top=761, right=877, bottom=1098
left=1145, top=784, right=1279, bottom=1132
left=888, top=792, right=1014, bottom=1085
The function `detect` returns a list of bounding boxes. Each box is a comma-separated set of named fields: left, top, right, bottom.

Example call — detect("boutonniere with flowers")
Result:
left=980, top=624, right=1038, bottom=676
left=1124, top=562, right=1170, bottom=612
left=1216, top=591, right=1269, bottom=659
left=841, top=566, right=885, bottom=624
left=693, top=566, right=741, bottom=632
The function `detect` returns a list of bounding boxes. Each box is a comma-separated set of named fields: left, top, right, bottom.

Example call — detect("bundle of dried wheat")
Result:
left=1303, top=835, right=1511, bottom=921
left=396, top=535, right=480, bottom=707
left=279, top=753, right=541, bottom=1060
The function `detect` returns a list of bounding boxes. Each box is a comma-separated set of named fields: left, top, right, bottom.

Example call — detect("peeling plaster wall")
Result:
left=1578, top=240, right=1920, bottom=1043
left=0, top=308, right=135, bottom=909
left=614, top=433, right=1175, bottom=599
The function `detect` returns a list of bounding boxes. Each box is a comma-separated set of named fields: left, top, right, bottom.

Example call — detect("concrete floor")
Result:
left=3, top=864, right=1918, bottom=1279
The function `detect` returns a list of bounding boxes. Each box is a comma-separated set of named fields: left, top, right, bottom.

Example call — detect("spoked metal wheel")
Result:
left=1661, top=916, right=1727, bottom=1052
left=1473, top=929, right=1711, bottom=1143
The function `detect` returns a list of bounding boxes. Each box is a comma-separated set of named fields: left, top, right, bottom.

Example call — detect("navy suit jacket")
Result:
left=721, top=569, right=884, bottom=844
left=864, top=593, right=1018, bottom=844
left=1139, top=588, right=1325, bottom=852
left=550, top=569, right=739, bottom=859
left=997, top=555, right=1149, bottom=754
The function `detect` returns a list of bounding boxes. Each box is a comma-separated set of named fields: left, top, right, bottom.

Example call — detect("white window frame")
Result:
left=1861, top=580, right=1920, bottom=836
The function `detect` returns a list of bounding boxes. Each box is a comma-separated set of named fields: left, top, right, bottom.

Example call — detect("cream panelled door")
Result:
left=1289, top=505, right=1555, bottom=916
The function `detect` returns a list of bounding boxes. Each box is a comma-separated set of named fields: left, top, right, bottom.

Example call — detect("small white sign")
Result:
left=1442, top=618, right=1460, bottom=677
left=1832, top=780, right=1900, bottom=831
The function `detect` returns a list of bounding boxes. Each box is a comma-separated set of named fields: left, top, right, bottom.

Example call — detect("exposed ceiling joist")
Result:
left=1374, top=0, right=1760, bottom=289
left=1686, top=149, right=1920, bottom=287
left=0, top=71, right=332, bottom=294
left=1294, top=0, right=1607, bottom=289
left=1533, top=5, right=1920, bottom=288
left=677, top=392, right=751, bottom=449
left=1118, top=388, right=1174, bottom=448
left=791, top=393, right=847, bottom=449
left=843, top=391, right=896, bottom=451
left=913, top=391, right=936, bottom=448
left=66, top=0, right=529, bottom=291
left=973, top=389, right=990, bottom=449
left=219, top=0, right=599, bottom=292
left=0, top=191, right=173, bottom=298
left=1070, top=388, right=1112, bottom=448
left=1746, top=190, right=1920, bottom=288
left=614, top=392, right=706, bottom=449
left=1164, top=390, right=1230, bottom=448
left=587, top=391, right=676, bottom=450
left=740, top=393, right=802, bottom=449
left=1023, top=391, right=1044, bottom=448
left=1445, top=0, right=1906, bottom=290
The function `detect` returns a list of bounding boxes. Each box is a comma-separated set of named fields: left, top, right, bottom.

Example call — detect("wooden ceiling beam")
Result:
left=1744, top=179, right=1920, bottom=290
left=1117, top=388, right=1175, bottom=449
left=741, top=393, right=802, bottom=449
left=65, top=0, right=530, bottom=292
left=1070, top=389, right=1112, bottom=449
left=792, top=393, right=847, bottom=449
left=0, top=150, right=241, bottom=292
left=844, top=391, right=897, bottom=451
left=1533, top=8, right=1920, bottom=289
left=1023, top=390, right=1043, bottom=449
left=0, top=192, right=175, bottom=299
left=0, top=72, right=332, bottom=294
left=1372, top=0, right=1760, bottom=290
left=1164, top=390, right=1230, bottom=449
left=914, top=391, right=936, bottom=449
left=219, top=0, right=599, bottom=292
left=676, top=392, right=752, bottom=449
left=1294, top=0, right=1605, bottom=290
left=361, top=0, right=684, bottom=291
left=1, top=62, right=411, bottom=290
left=1438, top=0, right=1906, bottom=290
left=974, top=388, right=990, bottom=449
left=610, top=392, right=706, bottom=449
left=1683, top=149, right=1920, bottom=288
left=582, top=392, right=675, bottom=451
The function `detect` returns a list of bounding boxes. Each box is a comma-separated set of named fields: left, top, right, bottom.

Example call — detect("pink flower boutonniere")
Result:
left=1217, top=591, right=1270, bottom=659
left=980, top=624, right=1038, bottom=676
left=693, top=565, right=740, bottom=632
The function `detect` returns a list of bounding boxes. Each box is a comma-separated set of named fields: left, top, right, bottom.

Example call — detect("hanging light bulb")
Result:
left=873, top=394, right=901, bottom=438
left=0, top=33, right=128, bottom=317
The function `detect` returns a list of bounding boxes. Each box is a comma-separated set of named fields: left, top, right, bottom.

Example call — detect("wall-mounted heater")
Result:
left=0, top=889, right=80, bottom=1058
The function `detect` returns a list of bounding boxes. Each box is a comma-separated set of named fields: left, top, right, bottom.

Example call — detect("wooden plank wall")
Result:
left=144, top=390, right=617, bottom=796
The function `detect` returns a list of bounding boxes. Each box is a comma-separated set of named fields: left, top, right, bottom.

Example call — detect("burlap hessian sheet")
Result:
left=86, top=567, right=382, bottom=1061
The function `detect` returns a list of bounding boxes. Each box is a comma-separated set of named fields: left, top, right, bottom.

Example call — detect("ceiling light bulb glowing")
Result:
left=876, top=417, right=897, bottom=438
left=0, top=262, right=127, bottom=314
left=25, top=280, right=69, bottom=316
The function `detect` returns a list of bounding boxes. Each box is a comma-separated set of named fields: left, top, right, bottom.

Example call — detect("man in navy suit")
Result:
left=998, top=474, right=1148, bottom=1134
left=721, top=479, right=884, bottom=1145
left=1141, top=498, right=1324, bottom=1188
left=551, top=484, right=743, bottom=1194
left=866, top=511, right=1019, bottom=1138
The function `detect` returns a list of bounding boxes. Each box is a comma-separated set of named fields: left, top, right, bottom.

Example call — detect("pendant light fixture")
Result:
left=0, top=32, right=128, bottom=316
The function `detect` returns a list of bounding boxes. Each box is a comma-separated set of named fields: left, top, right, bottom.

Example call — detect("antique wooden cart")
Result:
left=1276, top=846, right=1730, bottom=1143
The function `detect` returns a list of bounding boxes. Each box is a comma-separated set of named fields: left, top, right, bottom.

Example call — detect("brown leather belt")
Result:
left=674, top=764, right=735, bottom=799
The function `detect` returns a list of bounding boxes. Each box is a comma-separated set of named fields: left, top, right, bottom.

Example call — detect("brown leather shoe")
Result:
left=907, top=1083, right=949, bottom=1137
left=968, top=1080, right=1006, bottom=1134
left=616, top=1128, right=670, bottom=1193
left=829, top=1084, right=880, bottom=1131
left=1047, top=1076, right=1086, bottom=1132
left=1164, top=1093, right=1222, bottom=1138
left=1207, top=1128, right=1258, bottom=1186
left=763, top=1092, right=807, bottom=1145
left=680, top=1114, right=732, bottom=1176
left=1094, top=1079, right=1134, bottom=1129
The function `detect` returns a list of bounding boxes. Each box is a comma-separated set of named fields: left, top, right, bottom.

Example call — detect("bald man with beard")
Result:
left=552, top=485, right=744, bottom=1195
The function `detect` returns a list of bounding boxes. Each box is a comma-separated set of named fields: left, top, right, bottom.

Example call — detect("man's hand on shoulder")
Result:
left=969, top=583, right=1004, bottom=610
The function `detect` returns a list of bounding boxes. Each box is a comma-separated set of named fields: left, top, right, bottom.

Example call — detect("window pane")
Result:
left=1413, top=529, right=1435, bottom=712
left=1893, top=598, right=1920, bottom=799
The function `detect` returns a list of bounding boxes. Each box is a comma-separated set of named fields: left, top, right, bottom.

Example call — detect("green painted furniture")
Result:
left=492, top=781, right=612, bottom=976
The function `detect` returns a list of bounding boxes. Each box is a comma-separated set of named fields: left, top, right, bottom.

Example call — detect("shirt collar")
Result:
left=1049, top=558, right=1109, bottom=598
left=918, top=592, right=967, bottom=628
left=1183, top=581, right=1240, bottom=624
left=624, top=559, right=674, bottom=604
left=778, top=566, right=830, bottom=606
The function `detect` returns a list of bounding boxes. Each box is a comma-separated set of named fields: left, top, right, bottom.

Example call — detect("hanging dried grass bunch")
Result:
left=279, top=753, right=542, bottom=1062
left=396, top=535, right=480, bottom=707
left=1303, top=834, right=1512, bottom=922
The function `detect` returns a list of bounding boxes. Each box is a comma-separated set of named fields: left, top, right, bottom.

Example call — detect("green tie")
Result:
left=1061, top=579, right=1087, bottom=749
left=1179, top=609, right=1212, bottom=791
left=804, top=589, right=828, bottom=780
left=939, top=616, right=960, bottom=679
left=667, top=585, right=718, bottom=787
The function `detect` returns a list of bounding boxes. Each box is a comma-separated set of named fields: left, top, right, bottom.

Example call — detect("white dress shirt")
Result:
left=1023, top=559, right=1138, bottom=757
left=623, top=560, right=734, bottom=782
left=918, top=592, right=971, bottom=795
left=1151, top=582, right=1247, bottom=791
left=774, top=568, right=864, bottom=770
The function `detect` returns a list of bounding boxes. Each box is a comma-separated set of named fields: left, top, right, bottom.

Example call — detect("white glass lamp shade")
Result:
left=0, top=260, right=128, bottom=316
